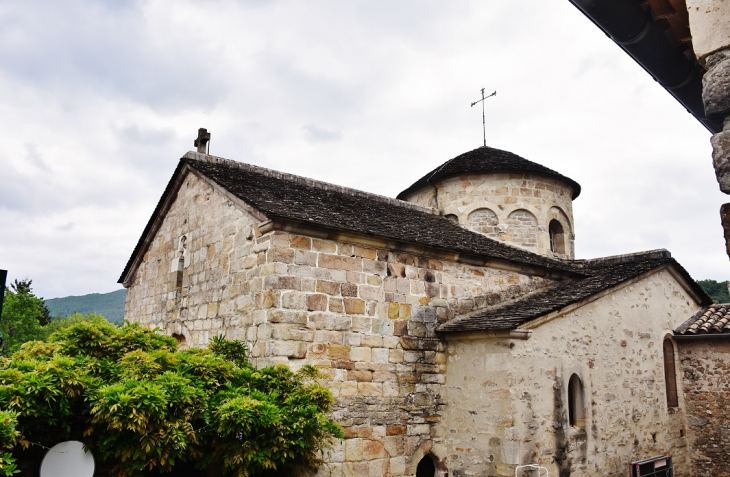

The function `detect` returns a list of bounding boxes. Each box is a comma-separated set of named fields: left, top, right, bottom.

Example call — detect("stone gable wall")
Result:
left=443, top=269, right=699, bottom=477
left=401, top=173, right=575, bottom=259
left=678, top=339, right=730, bottom=477
left=124, top=171, right=555, bottom=476
left=124, top=172, right=264, bottom=345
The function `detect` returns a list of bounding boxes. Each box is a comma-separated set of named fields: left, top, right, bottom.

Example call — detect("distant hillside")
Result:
left=697, top=279, right=730, bottom=304
left=45, top=289, right=126, bottom=324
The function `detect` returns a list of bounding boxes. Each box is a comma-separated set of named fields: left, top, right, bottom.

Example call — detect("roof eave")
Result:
left=118, top=160, right=190, bottom=287
left=567, top=0, right=723, bottom=134
left=261, top=215, right=582, bottom=280
left=118, top=158, right=271, bottom=288
left=397, top=169, right=581, bottom=201
left=438, top=260, right=710, bottom=334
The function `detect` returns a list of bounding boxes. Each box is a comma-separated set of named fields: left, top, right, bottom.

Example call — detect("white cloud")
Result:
left=0, top=0, right=726, bottom=299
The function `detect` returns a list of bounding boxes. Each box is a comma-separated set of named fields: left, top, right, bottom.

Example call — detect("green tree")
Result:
left=0, top=321, right=342, bottom=476
left=697, top=279, right=730, bottom=304
left=9, top=280, right=51, bottom=327
left=0, top=282, right=45, bottom=354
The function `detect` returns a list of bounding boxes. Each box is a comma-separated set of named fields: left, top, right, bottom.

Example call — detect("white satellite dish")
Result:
left=40, top=440, right=94, bottom=477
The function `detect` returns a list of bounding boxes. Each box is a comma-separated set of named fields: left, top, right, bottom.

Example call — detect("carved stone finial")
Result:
left=194, top=128, right=211, bottom=154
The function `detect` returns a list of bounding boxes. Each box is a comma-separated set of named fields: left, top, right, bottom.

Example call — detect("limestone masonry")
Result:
left=121, top=146, right=723, bottom=476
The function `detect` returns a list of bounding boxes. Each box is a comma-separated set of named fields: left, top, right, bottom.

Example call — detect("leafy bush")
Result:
left=39, top=313, right=108, bottom=339
left=0, top=321, right=342, bottom=476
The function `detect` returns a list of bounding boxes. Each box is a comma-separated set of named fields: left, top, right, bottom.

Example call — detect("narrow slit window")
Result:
left=568, top=374, right=586, bottom=427
left=549, top=220, right=566, bottom=254
left=175, top=258, right=184, bottom=290
left=663, top=339, right=679, bottom=408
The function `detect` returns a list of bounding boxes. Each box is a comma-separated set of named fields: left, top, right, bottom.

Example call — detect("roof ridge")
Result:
left=183, top=151, right=440, bottom=216
left=573, top=249, right=671, bottom=268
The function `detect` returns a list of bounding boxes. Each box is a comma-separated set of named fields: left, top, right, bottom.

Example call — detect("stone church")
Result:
left=120, top=143, right=718, bottom=476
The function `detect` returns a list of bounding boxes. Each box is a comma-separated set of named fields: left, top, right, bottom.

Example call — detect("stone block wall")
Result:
left=678, top=339, right=730, bottom=477
left=443, top=269, right=699, bottom=477
left=124, top=172, right=554, bottom=476
left=124, top=172, right=263, bottom=346
left=255, top=231, right=550, bottom=476
left=400, top=173, right=575, bottom=259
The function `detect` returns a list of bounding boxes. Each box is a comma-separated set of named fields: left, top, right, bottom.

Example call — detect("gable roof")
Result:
left=675, top=305, right=730, bottom=336
left=119, top=152, right=583, bottom=285
left=396, top=146, right=582, bottom=200
left=438, top=250, right=711, bottom=333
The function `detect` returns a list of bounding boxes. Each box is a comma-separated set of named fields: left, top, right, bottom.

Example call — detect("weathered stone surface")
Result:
left=443, top=269, right=699, bottom=477
left=320, top=254, right=362, bottom=272
left=704, top=50, right=730, bottom=118
left=713, top=129, right=730, bottom=193
left=678, top=339, right=730, bottom=476
left=722, top=203, right=730, bottom=259
left=306, top=293, right=328, bottom=311
left=686, top=0, right=730, bottom=62
left=344, top=298, right=366, bottom=315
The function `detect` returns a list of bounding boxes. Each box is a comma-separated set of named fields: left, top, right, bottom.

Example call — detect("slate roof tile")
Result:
left=119, top=153, right=581, bottom=284
left=183, top=156, right=579, bottom=272
left=118, top=152, right=709, bottom=332
left=438, top=250, right=711, bottom=333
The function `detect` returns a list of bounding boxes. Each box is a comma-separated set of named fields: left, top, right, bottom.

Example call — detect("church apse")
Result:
left=397, top=146, right=579, bottom=259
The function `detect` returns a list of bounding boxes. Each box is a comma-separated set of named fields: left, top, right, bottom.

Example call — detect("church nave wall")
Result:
left=442, top=269, right=700, bottom=477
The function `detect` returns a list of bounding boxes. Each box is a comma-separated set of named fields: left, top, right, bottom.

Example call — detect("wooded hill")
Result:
left=44, top=289, right=126, bottom=323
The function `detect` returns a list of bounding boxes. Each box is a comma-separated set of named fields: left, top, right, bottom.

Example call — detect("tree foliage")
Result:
left=0, top=282, right=45, bottom=354
left=8, top=280, right=51, bottom=327
left=0, top=321, right=342, bottom=476
left=697, top=279, right=730, bottom=304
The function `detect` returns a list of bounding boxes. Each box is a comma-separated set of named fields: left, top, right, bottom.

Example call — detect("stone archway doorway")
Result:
left=416, top=454, right=436, bottom=477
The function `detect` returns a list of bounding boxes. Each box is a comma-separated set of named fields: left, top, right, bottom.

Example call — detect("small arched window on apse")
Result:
left=568, top=374, right=586, bottom=428
left=416, top=454, right=436, bottom=477
left=663, top=338, right=679, bottom=408
left=549, top=220, right=566, bottom=255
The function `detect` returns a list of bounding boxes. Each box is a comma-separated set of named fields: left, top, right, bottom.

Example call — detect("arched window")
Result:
left=172, top=333, right=187, bottom=349
left=568, top=374, right=585, bottom=427
left=663, top=338, right=679, bottom=408
left=416, top=454, right=436, bottom=477
left=549, top=220, right=565, bottom=254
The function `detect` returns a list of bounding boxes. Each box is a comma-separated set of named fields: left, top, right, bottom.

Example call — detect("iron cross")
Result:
left=470, top=88, right=496, bottom=147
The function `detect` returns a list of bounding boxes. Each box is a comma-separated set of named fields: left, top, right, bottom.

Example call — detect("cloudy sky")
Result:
left=0, top=0, right=727, bottom=300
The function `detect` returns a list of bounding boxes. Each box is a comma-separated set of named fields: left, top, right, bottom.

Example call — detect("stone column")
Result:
left=686, top=0, right=730, bottom=190
left=686, top=1, right=730, bottom=259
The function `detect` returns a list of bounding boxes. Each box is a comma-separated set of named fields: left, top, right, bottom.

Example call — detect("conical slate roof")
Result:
left=396, top=146, right=581, bottom=200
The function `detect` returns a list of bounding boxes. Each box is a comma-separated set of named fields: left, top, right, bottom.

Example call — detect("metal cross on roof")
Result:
left=470, top=88, right=496, bottom=147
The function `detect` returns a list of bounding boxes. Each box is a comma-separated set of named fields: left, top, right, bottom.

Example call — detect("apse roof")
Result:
left=396, top=146, right=582, bottom=200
